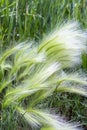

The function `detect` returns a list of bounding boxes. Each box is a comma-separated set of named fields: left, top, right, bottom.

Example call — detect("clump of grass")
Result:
left=0, top=22, right=87, bottom=130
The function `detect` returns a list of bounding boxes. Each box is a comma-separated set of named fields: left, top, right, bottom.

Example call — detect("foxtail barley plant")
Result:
left=0, top=22, right=87, bottom=130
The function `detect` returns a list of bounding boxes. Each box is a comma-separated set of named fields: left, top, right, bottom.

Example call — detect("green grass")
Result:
left=0, top=0, right=87, bottom=44
left=0, top=0, right=87, bottom=129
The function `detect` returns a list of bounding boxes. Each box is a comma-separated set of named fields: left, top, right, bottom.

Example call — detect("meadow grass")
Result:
left=0, top=0, right=87, bottom=129
left=0, top=0, right=87, bottom=44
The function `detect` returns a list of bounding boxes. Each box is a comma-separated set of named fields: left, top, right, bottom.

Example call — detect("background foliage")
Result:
left=0, top=0, right=87, bottom=43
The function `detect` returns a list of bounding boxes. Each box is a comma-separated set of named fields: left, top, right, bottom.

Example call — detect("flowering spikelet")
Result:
left=39, top=22, right=86, bottom=67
